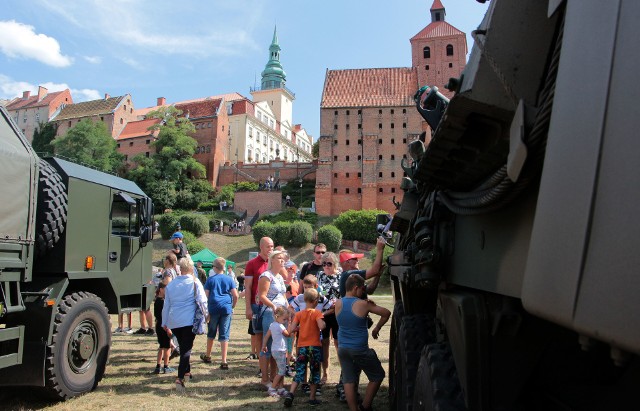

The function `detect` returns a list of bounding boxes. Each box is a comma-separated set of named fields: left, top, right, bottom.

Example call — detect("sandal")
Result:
left=219, top=363, right=229, bottom=370
left=175, top=378, right=185, bottom=392
left=200, top=354, right=212, bottom=363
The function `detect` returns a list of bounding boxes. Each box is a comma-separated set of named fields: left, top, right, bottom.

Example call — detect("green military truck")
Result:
left=386, top=0, right=640, bottom=410
left=0, top=106, right=155, bottom=399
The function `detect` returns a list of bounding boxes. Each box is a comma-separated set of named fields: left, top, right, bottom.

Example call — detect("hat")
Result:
left=284, top=260, right=296, bottom=269
left=170, top=232, right=183, bottom=240
left=339, top=251, right=364, bottom=263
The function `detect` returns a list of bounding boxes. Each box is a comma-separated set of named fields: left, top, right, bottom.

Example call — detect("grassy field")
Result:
left=3, top=233, right=394, bottom=410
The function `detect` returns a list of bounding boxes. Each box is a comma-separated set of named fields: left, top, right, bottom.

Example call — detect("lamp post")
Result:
left=234, top=147, right=238, bottom=189
left=296, top=147, right=300, bottom=208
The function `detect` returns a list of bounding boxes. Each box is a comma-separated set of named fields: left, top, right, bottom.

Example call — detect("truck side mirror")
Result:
left=139, top=197, right=154, bottom=246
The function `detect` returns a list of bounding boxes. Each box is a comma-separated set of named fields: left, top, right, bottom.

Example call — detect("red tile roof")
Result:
left=431, top=0, right=445, bottom=11
left=54, top=95, right=126, bottom=121
left=117, top=118, right=161, bottom=140
left=411, top=21, right=464, bottom=40
left=321, top=68, right=419, bottom=108
left=6, top=90, right=68, bottom=110
left=174, top=98, right=222, bottom=118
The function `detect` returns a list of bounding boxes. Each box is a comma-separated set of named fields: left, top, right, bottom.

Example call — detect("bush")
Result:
left=252, top=221, right=275, bottom=246
left=273, top=221, right=291, bottom=247
left=261, top=209, right=319, bottom=228
left=179, top=213, right=210, bottom=237
left=317, top=225, right=342, bottom=252
left=187, top=239, right=205, bottom=254
left=290, top=221, right=313, bottom=247
left=333, top=209, right=387, bottom=244
left=157, top=213, right=180, bottom=240
left=181, top=230, right=197, bottom=246
left=197, top=200, right=218, bottom=212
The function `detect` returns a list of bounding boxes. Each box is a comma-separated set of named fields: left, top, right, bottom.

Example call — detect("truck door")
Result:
left=108, top=191, right=144, bottom=308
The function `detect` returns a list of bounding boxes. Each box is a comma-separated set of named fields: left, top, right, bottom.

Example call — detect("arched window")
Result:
left=423, top=46, right=431, bottom=59
left=446, top=44, right=454, bottom=56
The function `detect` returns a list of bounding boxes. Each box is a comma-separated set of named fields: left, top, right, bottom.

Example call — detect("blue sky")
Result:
left=0, top=0, right=489, bottom=140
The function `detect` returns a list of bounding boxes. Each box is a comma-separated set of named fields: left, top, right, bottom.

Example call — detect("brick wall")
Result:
left=234, top=191, right=283, bottom=219
left=118, top=135, right=155, bottom=161
left=411, top=34, right=467, bottom=98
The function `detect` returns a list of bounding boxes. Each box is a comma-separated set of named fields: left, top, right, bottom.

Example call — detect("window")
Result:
left=357, top=188, right=362, bottom=194
left=145, top=152, right=150, bottom=158
left=391, top=188, right=396, bottom=193
left=346, top=140, right=350, bottom=145
left=391, top=123, right=395, bottom=129
left=403, top=154, right=407, bottom=159
left=346, top=124, right=350, bottom=130
left=117, top=143, right=120, bottom=148
left=334, top=110, right=338, bottom=115
left=146, top=139, right=150, bottom=144
left=129, top=142, right=133, bottom=147
left=403, top=123, right=407, bottom=129
left=379, top=172, right=383, bottom=178
left=358, top=172, right=362, bottom=178
left=120, top=118, right=123, bottom=124
left=124, top=154, right=128, bottom=161
left=435, top=12, right=442, bottom=21
left=334, top=173, right=338, bottom=178
left=346, top=156, right=350, bottom=161
left=379, top=109, right=382, bottom=115
left=358, top=110, right=362, bottom=115
left=449, top=63, right=453, bottom=68
left=447, top=44, right=454, bottom=56
left=379, top=123, right=382, bottom=129
left=423, top=46, right=430, bottom=59
left=378, top=139, right=383, bottom=144
left=346, top=110, right=350, bottom=115
left=403, top=138, right=407, bottom=144
left=357, top=155, right=362, bottom=161
left=334, top=188, right=338, bottom=194
left=334, top=124, right=338, bottom=130
left=379, top=155, right=383, bottom=160
left=358, top=124, right=362, bottom=129
left=379, top=188, right=383, bottom=193
left=346, top=173, right=350, bottom=178
left=334, top=155, right=338, bottom=161
left=222, top=125, right=225, bottom=131
left=403, top=109, right=406, bottom=114
left=346, top=188, right=350, bottom=194
left=391, top=109, right=394, bottom=114
left=425, top=65, right=430, bottom=71
left=391, top=172, right=395, bottom=177
left=249, top=127, right=253, bottom=137
left=391, top=155, right=395, bottom=160
left=68, top=121, right=71, bottom=127
left=111, top=193, right=138, bottom=237
left=391, top=139, right=395, bottom=144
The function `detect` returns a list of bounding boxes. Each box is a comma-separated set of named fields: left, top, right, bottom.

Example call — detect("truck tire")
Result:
left=397, top=314, right=436, bottom=411
left=45, top=292, right=110, bottom=400
left=389, top=301, right=404, bottom=410
left=412, top=342, right=465, bottom=411
left=35, top=159, right=68, bottom=256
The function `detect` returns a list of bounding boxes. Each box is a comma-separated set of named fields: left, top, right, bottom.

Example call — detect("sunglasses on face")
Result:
left=314, top=251, right=326, bottom=254
left=322, top=262, right=333, bottom=267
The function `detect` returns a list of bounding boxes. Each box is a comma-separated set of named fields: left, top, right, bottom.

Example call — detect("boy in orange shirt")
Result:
left=284, top=288, right=325, bottom=407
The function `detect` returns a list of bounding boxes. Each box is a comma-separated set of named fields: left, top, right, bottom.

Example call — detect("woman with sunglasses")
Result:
left=317, top=251, right=342, bottom=385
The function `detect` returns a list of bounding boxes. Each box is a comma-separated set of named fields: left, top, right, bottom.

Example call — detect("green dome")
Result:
left=260, top=26, right=286, bottom=89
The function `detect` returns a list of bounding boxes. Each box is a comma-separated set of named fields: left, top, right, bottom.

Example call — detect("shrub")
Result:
left=252, top=221, right=275, bottom=246
left=181, top=230, right=197, bottom=246
left=157, top=213, right=180, bottom=240
left=273, top=221, right=291, bottom=247
left=290, top=221, right=313, bottom=247
left=333, top=209, right=386, bottom=244
left=187, top=239, right=205, bottom=254
left=317, top=225, right=342, bottom=252
left=179, top=213, right=210, bottom=237
left=197, top=200, right=219, bottom=212
left=261, top=209, right=319, bottom=228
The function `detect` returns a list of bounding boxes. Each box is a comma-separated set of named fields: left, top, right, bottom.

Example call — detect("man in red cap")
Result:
left=338, top=237, right=386, bottom=298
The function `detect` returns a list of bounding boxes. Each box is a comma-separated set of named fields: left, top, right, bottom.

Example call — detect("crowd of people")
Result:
left=121, top=230, right=390, bottom=410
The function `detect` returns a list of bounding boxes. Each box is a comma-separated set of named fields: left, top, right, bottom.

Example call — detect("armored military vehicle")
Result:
left=386, top=0, right=640, bottom=409
left=0, top=106, right=155, bottom=399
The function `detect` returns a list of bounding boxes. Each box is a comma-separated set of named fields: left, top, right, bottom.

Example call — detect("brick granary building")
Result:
left=316, top=0, right=467, bottom=216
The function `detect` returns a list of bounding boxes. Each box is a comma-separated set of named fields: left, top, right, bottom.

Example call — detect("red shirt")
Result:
left=245, top=254, right=268, bottom=304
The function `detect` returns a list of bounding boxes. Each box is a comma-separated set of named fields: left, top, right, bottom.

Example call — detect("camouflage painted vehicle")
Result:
left=0, top=106, right=155, bottom=399
left=386, top=0, right=640, bottom=410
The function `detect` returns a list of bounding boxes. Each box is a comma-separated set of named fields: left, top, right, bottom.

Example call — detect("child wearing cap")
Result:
left=169, top=232, right=188, bottom=260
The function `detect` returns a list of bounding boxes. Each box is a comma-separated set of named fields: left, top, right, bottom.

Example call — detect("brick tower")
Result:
left=410, top=0, right=467, bottom=96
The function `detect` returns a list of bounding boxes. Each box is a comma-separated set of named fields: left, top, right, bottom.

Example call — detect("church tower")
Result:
left=410, top=0, right=467, bottom=97
left=251, top=26, right=295, bottom=127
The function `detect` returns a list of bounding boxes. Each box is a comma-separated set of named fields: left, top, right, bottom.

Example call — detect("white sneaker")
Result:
left=263, top=382, right=273, bottom=390
left=124, top=327, right=134, bottom=334
left=113, top=327, right=123, bottom=333
left=268, top=388, right=279, bottom=397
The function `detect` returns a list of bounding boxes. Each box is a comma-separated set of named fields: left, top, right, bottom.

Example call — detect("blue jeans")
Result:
left=207, top=312, right=231, bottom=341
left=260, top=307, right=275, bottom=358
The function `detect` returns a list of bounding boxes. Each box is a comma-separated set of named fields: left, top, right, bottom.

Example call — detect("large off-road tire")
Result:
left=412, top=342, right=466, bottom=411
left=397, top=314, right=436, bottom=411
left=35, top=159, right=68, bottom=256
left=45, top=292, right=111, bottom=400
left=389, top=301, right=404, bottom=410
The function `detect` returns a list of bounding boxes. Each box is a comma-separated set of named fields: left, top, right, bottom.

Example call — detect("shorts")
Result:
left=259, top=307, right=275, bottom=358
left=337, top=347, right=385, bottom=384
left=251, top=304, right=263, bottom=333
left=156, top=324, right=170, bottom=349
left=273, top=350, right=288, bottom=376
left=321, top=313, right=339, bottom=340
left=293, top=346, right=323, bottom=384
left=207, top=312, right=231, bottom=341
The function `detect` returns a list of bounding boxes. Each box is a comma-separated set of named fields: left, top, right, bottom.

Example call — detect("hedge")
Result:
left=179, top=213, right=209, bottom=237
left=333, top=209, right=387, bottom=244
left=273, top=221, right=291, bottom=247
left=157, top=213, right=180, bottom=240
left=252, top=221, right=275, bottom=246
left=317, top=225, right=342, bottom=252
left=289, top=221, right=313, bottom=247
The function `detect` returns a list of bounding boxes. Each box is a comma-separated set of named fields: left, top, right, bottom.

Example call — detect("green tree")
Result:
left=52, top=119, right=124, bottom=173
left=312, top=140, right=319, bottom=158
left=31, top=121, right=57, bottom=156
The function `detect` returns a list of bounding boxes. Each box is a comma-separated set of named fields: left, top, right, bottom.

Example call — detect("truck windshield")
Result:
left=111, top=193, right=138, bottom=237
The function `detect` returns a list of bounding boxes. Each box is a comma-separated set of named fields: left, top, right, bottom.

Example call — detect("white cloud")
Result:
left=0, top=74, right=99, bottom=102
left=0, top=20, right=73, bottom=67
left=84, top=55, right=102, bottom=64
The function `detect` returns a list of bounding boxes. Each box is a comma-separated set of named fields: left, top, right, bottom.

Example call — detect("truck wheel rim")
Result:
left=67, top=320, right=98, bottom=373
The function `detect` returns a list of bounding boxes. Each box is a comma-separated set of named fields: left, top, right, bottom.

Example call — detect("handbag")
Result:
left=192, top=281, right=208, bottom=335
